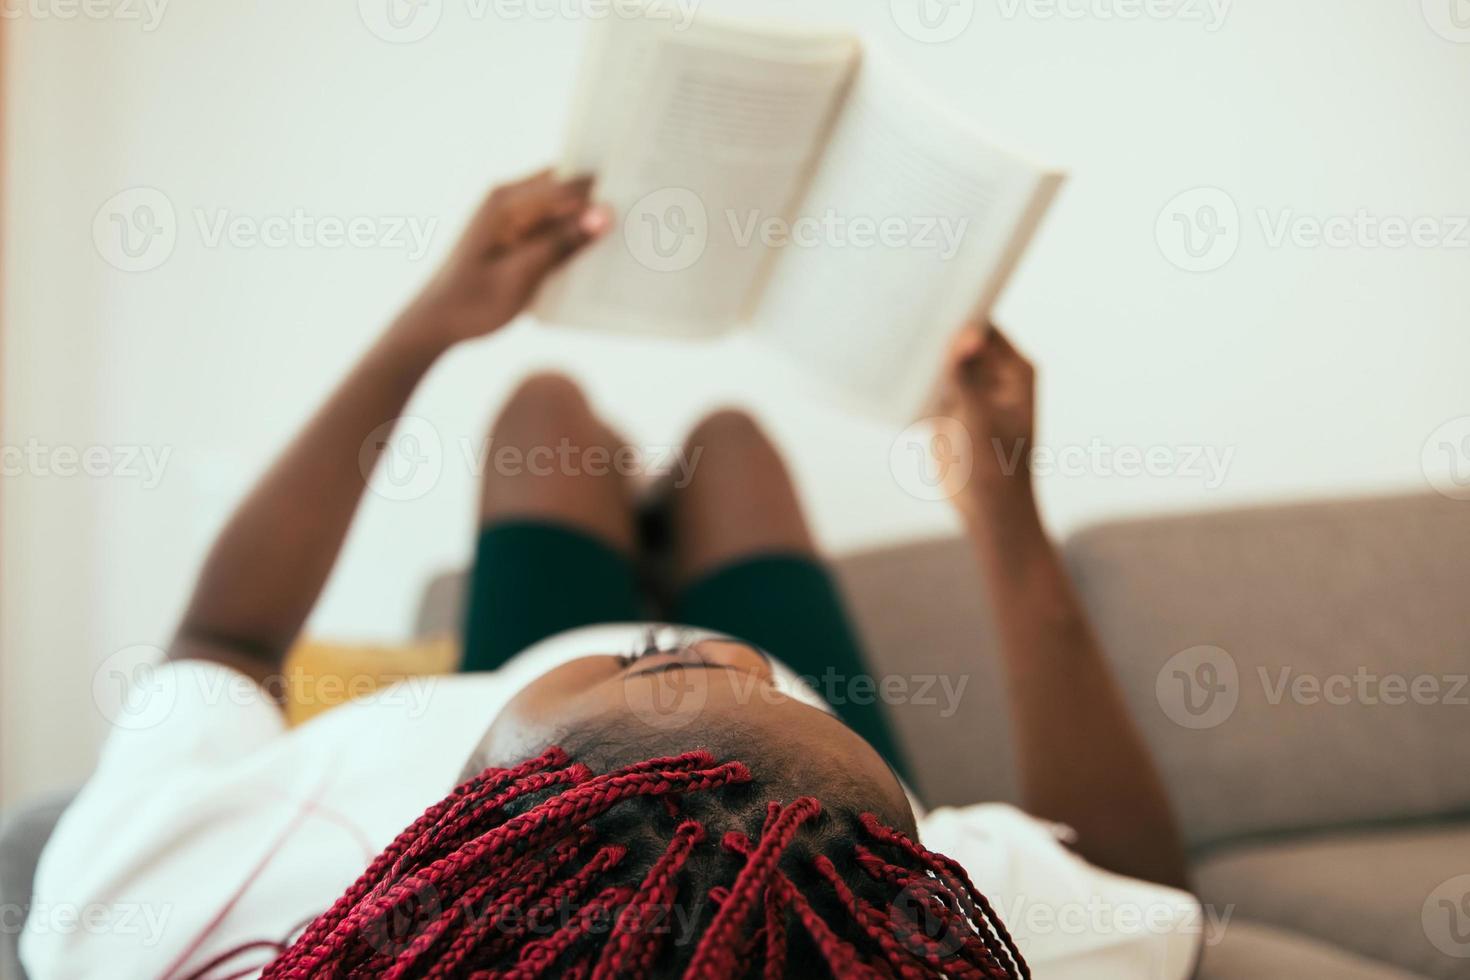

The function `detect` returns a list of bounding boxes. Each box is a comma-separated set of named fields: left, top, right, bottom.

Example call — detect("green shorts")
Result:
left=461, top=520, right=910, bottom=781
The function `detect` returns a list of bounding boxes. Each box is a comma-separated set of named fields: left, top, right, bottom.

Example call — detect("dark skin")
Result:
left=465, top=377, right=912, bottom=821
left=475, top=356, right=1189, bottom=889
left=943, top=325, right=1190, bottom=889
left=170, top=170, right=610, bottom=684
left=472, top=636, right=912, bottom=832
left=172, top=168, right=1188, bottom=892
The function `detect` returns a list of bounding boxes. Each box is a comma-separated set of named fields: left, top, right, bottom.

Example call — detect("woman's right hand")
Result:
left=397, top=169, right=609, bottom=352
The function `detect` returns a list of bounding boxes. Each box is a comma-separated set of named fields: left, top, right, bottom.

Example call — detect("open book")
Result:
left=534, top=5, right=1063, bottom=422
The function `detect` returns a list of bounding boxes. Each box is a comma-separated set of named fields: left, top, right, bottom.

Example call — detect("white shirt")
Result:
left=22, top=625, right=1202, bottom=979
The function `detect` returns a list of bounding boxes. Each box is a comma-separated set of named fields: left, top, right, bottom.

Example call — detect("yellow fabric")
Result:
left=281, top=636, right=459, bottom=727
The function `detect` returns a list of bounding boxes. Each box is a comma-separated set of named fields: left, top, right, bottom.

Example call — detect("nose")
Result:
left=692, top=638, right=773, bottom=675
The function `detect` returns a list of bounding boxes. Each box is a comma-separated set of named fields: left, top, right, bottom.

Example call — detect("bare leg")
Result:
left=661, top=411, right=914, bottom=776
left=479, top=373, right=636, bottom=554
left=667, top=409, right=816, bottom=587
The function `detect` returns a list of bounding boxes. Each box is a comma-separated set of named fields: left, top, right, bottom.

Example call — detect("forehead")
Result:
left=469, top=654, right=913, bottom=827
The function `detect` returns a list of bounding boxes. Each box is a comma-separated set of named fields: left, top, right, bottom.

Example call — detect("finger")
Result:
left=556, top=174, right=596, bottom=199
left=946, top=321, right=989, bottom=390
left=469, top=169, right=553, bottom=226
left=491, top=174, right=596, bottom=251
left=500, top=203, right=611, bottom=285
left=984, top=322, right=1022, bottom=359
left=463, top=171, right=592, bottom=253
left=497, top=173, right=593, bottom=219
left=949, top=324, right=985, bottom=363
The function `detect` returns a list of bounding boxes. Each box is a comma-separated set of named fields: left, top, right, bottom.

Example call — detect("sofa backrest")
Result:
left=1061, top=492, right=1470, bottom=850
left=840, top=493, right=1470, bottom=852
left=829, top=537, right=1018, bottom=809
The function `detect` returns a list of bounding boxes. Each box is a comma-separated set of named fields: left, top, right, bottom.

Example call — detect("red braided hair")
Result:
left=257, top=746, right=1028, bottom=979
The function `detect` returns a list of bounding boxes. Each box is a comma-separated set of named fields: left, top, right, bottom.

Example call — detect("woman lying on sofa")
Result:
left=23, top=171, right=1201, bottom=980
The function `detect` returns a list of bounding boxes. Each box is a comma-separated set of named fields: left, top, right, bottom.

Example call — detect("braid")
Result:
left=258, top=747, right=1028, bottom=979
left=761, top=877, right=789, bottom=980
left=811, top=856, right=931, bottom=980
left=593, top=820, right=705, bottom=978
left=853, top=847, right=1011, bottom=980
left=859, top=814, right=1029, bottom=979
left=686, top=797, right=820, bottom=976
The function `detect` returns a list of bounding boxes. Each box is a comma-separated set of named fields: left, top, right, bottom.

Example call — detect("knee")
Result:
left=671, top=409, right=811, bottom=573
left=685, top=409, right=772, bottom=457
left=493, top=373, right=593, bottom=444
left=682, top=409, right=785, bottom=484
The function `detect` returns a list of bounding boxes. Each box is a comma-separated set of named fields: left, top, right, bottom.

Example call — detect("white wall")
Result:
left=3, top=0, right=1467, bottom=805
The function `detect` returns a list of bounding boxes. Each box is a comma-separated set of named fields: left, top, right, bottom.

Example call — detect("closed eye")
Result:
left=615, top=625, right=703, bottom=667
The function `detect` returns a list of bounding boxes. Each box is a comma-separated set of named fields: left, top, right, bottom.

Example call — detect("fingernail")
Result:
left=579, top=205, right=612, bottom=236
left=956, top=328, right=983, bottom=358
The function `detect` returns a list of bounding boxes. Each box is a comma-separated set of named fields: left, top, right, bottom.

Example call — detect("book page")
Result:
left=750, top=54, right=1059, bottom=420
left=535, top=10, right=859, bottom=337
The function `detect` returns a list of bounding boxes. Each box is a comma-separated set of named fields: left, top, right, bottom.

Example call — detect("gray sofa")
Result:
left=4, top=492, right=1466, bottom=978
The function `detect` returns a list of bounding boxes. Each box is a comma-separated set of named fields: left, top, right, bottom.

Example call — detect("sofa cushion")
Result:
left=1194, top=822, right=1470, bottom=979
left=1196, top=919, right=1426, bottom=980
left=1064, top=493, right=1470, bottom=849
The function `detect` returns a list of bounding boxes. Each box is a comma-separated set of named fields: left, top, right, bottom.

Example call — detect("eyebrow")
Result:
left=628, top=662, right=752, bottom=678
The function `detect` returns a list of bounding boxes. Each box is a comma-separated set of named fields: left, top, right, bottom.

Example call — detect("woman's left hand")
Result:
left=938, top=320, right=1038, bottom=525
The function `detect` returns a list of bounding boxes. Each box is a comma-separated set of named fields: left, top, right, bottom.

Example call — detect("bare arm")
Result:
left=940, top=325, right=1190, bottom=890
left=171, top=171, right=609, bottom=687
